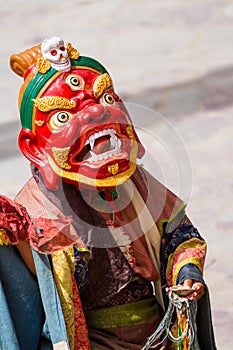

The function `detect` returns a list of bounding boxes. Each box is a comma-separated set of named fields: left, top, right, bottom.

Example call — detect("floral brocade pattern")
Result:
left=52, top=246, right=90, bottom=350
left=0, top=195, right=33, bottom=244
left=52, top=247, right=75, bottom=349
left=103, top=277, right=154, bottom=307
left=73, top=246, right=89, bottom=293
left=72, top=274, right=90, bottom=350
left=164, top=223, right=203, bottom=258
left=81, top=246, right=134, bottom=311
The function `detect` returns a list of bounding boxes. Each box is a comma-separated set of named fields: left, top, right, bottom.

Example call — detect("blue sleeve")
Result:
left=177, top=262, right=205, bottom=285
left=0, top=245, right=44, bottom=350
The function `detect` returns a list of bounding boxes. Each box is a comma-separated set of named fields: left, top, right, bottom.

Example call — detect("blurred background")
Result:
left=0, top=1, right=233, bottom=348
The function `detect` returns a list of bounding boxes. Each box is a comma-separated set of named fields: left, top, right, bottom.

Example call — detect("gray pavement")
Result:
left=1, top=1, right=233, bottom=348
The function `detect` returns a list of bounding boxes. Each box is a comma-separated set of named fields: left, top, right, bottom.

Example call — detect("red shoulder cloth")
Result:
left=0, top=195, right=74, bottom=253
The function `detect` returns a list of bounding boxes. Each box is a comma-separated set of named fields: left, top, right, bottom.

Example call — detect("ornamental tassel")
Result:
left=141, top=287, right=201, bottom=350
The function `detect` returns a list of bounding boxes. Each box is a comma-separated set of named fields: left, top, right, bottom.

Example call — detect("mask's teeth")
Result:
left=109, top=129, right=116, bottom=136
left=116, top=138, right=121, bottom=150
left=85, top=128, right=123, bottom=164
left=90, top=151, right=98, bottom=162
left=90, top=136, right=95, bottom=150
left=110, top=134, right=117, bottom=148
left=88, top=148, right=121, bottom=163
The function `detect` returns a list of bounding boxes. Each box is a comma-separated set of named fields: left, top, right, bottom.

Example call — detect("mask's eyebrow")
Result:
left=93, top=73, right=113, bottom=98
left=32, top=96, right=76, bottom=112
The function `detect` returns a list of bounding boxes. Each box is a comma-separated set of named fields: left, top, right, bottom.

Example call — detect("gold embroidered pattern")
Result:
left=0, top=229, right=9, bottom=246
left=108, top=163, right=119, bottom=175
left=126, top=125, right=134, bottom=139
left=52, top=247, right=75, bottom=350
left=35, top=120, right=45, bottom=127
left=36, top=54, right=51, bottom=74
left=93, top=73, right=113, bottom=98
left=66, top=42, right=79, bottom=60
left=52, top=147, right=71, bottom=169
left=33, top=96, right=76, bottom=112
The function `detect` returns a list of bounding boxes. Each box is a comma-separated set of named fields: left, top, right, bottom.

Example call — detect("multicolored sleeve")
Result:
left=162, top=215, right=207, bottom=287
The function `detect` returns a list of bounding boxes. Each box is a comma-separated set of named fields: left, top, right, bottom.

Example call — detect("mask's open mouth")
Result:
left=75, top=128, right=122, bottom=164
left=47, top=124, right=139, bottom=188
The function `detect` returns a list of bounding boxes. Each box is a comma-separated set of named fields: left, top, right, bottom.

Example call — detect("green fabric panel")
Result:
left=71, top=56, right=108, bottom=74
left=20, top=68, right=57, bottom=130
left=85, top=297, right=160, bottom=329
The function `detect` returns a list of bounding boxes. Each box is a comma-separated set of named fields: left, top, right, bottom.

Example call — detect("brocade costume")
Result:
left=0, top=166, right=216, bottom=349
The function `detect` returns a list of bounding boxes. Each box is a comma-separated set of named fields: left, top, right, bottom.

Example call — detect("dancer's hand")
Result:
left=182, top=279, right=205, bottom=300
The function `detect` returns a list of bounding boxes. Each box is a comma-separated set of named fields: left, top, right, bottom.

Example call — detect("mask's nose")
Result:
left=77, top=104, right=107, bottom=125
left=73, top=89, right=98, bottom=111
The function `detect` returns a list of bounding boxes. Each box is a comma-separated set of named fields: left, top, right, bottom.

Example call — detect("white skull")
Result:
left=41, top=36, right=71, bottom=72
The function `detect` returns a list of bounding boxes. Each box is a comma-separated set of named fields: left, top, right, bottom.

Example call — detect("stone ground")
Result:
left=0, top=0, right=233, bottom=348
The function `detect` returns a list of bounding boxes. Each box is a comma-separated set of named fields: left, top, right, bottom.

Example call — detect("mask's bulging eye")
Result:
left=65, top=74, right=84, bottom=91
left=50, top=111, right=73, bottom=130
left=100, top=92, right=115, bottom=106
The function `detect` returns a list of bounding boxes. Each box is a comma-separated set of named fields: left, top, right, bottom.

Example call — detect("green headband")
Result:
left=20, top=57, right=108, bottom=131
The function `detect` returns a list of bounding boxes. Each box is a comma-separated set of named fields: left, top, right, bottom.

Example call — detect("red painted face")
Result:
left=18, top=68, right=145, bottom=190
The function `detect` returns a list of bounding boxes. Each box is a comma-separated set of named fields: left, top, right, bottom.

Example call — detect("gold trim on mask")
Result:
left=108, top=163, right=119, bottom=175
left=126, top=125, right=134, bottom=139
left=52, top=147, right=71, bottom=169
left=35, top=120, right=45, bottom=127
left=66, top=42, right=79, bottom=60
left=93, top=73, right=113, bottom=98
left=36, top=54, right=51, bottom=74
left=47, top=139, right=138, bottom=188
left=33, top=96, right=76, bottom=112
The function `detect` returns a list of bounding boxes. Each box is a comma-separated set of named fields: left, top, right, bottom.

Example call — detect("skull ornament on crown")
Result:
left=10, top=37, right=145, bottom=191
left=41, top=36, right=71, bottom=72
